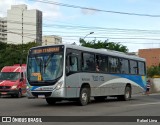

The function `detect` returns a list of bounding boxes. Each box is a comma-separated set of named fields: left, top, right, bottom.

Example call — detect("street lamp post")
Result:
left=12, top=7, right=25, bottom=66
left=83, top=32, right=94, bottom=40
left=21, top=9, right=25, bottom=66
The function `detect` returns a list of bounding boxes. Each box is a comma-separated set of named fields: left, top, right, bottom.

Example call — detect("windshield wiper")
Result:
left=44, top=54, right=54, bottom=73
left=34, top=56, right=43, bottom=81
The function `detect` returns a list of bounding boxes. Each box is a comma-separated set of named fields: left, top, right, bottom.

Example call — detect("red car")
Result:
left=0, top=64, right=27, bottom=98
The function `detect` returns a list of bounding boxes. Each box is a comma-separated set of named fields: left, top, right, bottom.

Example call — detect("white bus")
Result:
left=26, top=44, right=146, bottom=106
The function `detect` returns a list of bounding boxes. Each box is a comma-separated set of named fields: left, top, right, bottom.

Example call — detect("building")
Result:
left=42, top=35, right=62, bottom=46
left=138, top=48, right=160, bottom=67
left=7, top=4, right=42, bottom=44
left=0, top=17, right=7, bottom=43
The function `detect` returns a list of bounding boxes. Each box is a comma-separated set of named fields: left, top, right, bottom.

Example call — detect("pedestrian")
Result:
left=96, top=65, right=100, bottom=72
left=146, top=80, right=151, bottom=95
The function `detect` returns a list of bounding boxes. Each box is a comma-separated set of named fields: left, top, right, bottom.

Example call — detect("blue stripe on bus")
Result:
left=113, top=74, right=146, bottom=89
left=30, top=86, right=40, bottom=91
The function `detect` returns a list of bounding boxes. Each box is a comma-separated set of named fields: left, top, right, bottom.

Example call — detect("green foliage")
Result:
left=79, top=38, right=128, bottom=53
left=0, top=42, right=38, bottom=70
left=147, top=66, right=160, bottom=78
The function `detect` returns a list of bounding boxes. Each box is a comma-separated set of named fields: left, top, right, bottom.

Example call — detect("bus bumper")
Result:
left=27, top=87, right=66, bottom=99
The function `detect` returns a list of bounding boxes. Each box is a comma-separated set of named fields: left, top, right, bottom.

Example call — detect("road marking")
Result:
left=130, top=102, right=160, bottom=107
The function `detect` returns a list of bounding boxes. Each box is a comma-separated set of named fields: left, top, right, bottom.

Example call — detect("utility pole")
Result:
left=20, top=9, right=24, bottom=66
left=22, top=10, right=23, bottom=47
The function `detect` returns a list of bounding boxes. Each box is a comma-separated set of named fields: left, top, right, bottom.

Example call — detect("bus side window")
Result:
left=138, top=61, right=145, bottom=75
left=69, top=56, right=78, bottom=72
left=119, top=58, right=129, bottom=74
left=82, top=53, right=95, bottom=72
left=130, top=60, right=138, bottom=74
left=96, top=55, right=108, bottom=72
left=108, top=57, right=119, bottom=73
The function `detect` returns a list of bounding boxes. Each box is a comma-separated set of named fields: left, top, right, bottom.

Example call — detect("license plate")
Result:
left=38, top=95, right=45, bottom=98
left=1, top=92, right=7, bottom=95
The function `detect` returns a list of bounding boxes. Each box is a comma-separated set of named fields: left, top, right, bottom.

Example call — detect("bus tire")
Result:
left=118, top=86, right=131, bottom=101
left=78, top=87, right=90, bottom=106
left=46, top=98, right=56, bottom=105
left=94, top=96, right=107, bottom=102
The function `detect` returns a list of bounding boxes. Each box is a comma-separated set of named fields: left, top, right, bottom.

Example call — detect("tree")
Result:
left=147, top=66, right=160, bottom=78
left=0, top=42, right=38, bottom=70
left=79, top=38, right=128, bottom=53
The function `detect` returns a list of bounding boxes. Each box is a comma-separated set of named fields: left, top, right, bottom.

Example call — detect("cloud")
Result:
left=0, top=0, right=15, bottom=17
left=0, top=0, right=62, bottom=20
left=28, top=0, right=62, bottom=20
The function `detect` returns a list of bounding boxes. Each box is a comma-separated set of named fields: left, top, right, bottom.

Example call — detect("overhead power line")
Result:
left=5, top=19, right=160, bottom=34
left=0, top=16, right=159, bottom=34
left=1, top=31, right=160, bottom=45
left=61, top=35, right=160, bottom=41
left=2, top=29, right=160, bottom=41
left=30, top=0, right=160, bottom=17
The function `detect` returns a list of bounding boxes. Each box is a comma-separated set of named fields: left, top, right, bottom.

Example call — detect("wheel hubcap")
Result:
left=126, top=91, right=130, bottom=99
left=82, top=92, right=87, bottom=102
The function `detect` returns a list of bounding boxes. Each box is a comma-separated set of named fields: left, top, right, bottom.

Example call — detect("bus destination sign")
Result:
left=31, top=47, right=60, bottom=54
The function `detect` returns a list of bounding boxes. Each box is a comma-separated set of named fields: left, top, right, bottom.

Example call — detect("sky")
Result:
left=1, top=0, right=160, bottom=52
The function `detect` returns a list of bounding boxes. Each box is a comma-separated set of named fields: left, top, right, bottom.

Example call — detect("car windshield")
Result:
left=27, top=53, right=63, bottom=82
left=0, top=72, right=20, bottom=80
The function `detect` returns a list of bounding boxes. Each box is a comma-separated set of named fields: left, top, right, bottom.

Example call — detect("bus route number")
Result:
left=92, top=75, right=104, bottom=81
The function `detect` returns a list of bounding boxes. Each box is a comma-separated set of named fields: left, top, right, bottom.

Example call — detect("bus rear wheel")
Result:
left=46, top=98, right=56, bottom=105
left=118, top=86, right=131, bottom=101
left=78, top=87, right=90, bottom=106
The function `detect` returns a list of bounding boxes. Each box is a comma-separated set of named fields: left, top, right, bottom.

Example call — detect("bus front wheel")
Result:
left=78, top=87, right=90, bottom=106
left=46, top=98, right=56, bottom=105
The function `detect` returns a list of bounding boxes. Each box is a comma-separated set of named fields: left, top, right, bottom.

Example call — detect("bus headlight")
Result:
left=56, top=81, right=63, bottom=90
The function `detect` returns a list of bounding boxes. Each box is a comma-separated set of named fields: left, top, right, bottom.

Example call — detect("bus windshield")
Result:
left=0, top=72, right=20, bottom=81
left=27, top=53, right=63, bottom=82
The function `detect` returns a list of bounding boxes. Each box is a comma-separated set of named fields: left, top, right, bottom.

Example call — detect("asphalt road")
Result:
left=0, top=93, right=160, bottom=125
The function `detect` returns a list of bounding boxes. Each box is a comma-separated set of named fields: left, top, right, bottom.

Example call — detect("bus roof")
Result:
left=30, top=44, right=145, bottom=61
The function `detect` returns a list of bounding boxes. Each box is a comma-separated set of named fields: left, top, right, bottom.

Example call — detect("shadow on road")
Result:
left=28, top=97, right=139, bottom=108
left=0, top=95, right=26, bottom=99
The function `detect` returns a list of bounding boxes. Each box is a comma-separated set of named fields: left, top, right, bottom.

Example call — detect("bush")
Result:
left=147, top=66, right=160, bottom=78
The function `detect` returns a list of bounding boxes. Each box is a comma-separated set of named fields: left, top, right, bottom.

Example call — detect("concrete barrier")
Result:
left=150, top=78, right=160, bottom=93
